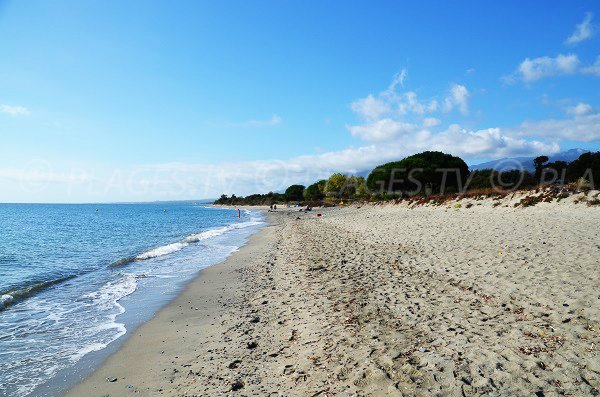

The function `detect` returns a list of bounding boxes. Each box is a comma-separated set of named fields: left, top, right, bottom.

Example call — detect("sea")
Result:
left=0, top=203, right=264, bottom=397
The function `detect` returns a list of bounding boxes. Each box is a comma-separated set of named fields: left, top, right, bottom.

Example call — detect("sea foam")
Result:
left=135, top=221, right=262, bottom=261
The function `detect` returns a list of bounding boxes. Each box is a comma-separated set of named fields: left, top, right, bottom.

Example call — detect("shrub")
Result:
left=517, top=195, right=541, bottom=207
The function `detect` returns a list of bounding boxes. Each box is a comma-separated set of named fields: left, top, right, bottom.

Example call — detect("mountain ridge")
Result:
left=469, top=148, right=589, bottom=172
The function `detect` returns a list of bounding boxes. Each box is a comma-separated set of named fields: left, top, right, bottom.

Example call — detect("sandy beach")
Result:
left=66, top=198, right=600, bottom=396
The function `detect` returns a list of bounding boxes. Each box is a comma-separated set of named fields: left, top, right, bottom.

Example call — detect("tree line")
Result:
left=214, top=150, right=600, bottom=205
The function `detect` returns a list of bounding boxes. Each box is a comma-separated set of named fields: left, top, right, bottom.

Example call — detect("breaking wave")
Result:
left=2, top=220, right=265, bottom=309
left=0, top=275, right=77, bottom=310
left=130, top=221, right=263, bottom=261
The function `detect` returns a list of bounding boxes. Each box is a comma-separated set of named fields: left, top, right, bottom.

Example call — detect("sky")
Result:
left=1, top=0, right=599, bottom=202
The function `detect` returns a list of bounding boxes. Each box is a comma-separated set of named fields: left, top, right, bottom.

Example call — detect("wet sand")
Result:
left=66, top=199, right=600, bottom=396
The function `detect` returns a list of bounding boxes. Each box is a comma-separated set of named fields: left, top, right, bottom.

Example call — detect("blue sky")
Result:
left=1, top=0, right=599, bottom=202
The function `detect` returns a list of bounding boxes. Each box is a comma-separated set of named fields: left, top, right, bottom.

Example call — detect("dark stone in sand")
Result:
left=231, top=380, right=245, bottom=391
left=250, top=316, right=260, bottom=323
left=106, top=377, right=118, bottom=383
left=228, top=360, right=242, bottom=369
left=247, top=341, right=258, bottom=349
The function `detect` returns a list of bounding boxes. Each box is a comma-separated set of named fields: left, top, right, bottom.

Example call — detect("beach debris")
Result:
left=519, top=345, right=549, bottom=355
left=246, top=341, right=258, bottom=349
left=249, top=316, right=260, bottom=324
left=230, top=379, right=245, bottom=391
left=228, top=359, right=242, bottom=369
left=106, top=377, right=118, bottom=383
left=587, top=342, right=596, bottom=352
left=515, top=313, right=530, bottom=322
left=295, top=373, right=309, bottom=383
left=479, top=293, right=493, bottom=302
left=519, top=332, right=566, bottom=355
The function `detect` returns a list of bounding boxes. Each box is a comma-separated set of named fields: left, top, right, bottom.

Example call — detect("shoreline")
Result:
left=66, top=203, right=600, bottom=396
left=64, top=211, right=276, bottom=396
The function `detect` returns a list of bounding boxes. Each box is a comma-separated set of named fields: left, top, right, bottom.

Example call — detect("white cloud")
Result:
left=511, top=54, right=580, bottom=83
left=346, top=72, right=562, bottom=164
left=1, top=104, right=30, bottom=116
left=351, top=70, right=454, bottom=122
left=565, top=12, right=594, bottom=45
left=507, top=52, right=600, bottom=83
left=387, top=68, right=408, bottom=93
left=350, top=94, right=390, bottom=120
left=397, top=92, right=439, bottom=115
left=428, top=125, right=558, bottom=158
left=423, top=117, right=441, bottom=127
left=347, top=118, right=419, bottom=141
left=511, top=112, right=600, bottom=142
left=443, top=84, right=470, bottom=114
left=581, top=55, right=600, bottom=76
left=566, top=102, right=593, bottom=116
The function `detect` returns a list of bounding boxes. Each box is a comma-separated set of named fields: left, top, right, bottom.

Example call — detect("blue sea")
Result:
left=0, top=203, right=264, bottom=397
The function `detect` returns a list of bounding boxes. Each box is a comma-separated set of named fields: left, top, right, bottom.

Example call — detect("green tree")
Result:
left=533, top=155, right=549, bottom=171
left=304, top=180, right=326, bottom=201
left=533, top=155, right=549, bottom=181
left=355, top=177, right=369, bottom=199
left=467, top=169, right=535, bottom=191
left=284, top=184, right=305, bottom=201
left=566, top=152, right=600, bottom=187
left=366, top=151, right=469, bottom=195
left=540, top=161, right=568, bottom=184
left=342, top=176, right=367, bottom=199
left=325, top=173, right=349, bottom=198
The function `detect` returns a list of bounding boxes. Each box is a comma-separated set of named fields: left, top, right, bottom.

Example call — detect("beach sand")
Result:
left=66, top=200, right=600, bottom=396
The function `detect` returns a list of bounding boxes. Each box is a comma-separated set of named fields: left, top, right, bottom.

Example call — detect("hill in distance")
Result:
left=469, top=148, right=589, bottom=172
